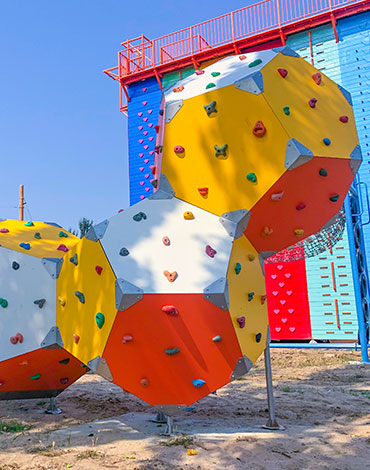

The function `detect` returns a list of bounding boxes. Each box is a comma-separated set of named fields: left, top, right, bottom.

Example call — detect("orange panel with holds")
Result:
left=102, top=294, right=242, bottom=406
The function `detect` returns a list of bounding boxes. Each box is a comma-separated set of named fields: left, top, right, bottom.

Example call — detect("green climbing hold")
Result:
left=211, top=72, right=220, bottom=77
left=75, top=291, right=85, bottom=304
left=214, top=144, right=228, bottom=158
left=204, top=101, right=217, bottom=117
left=234, top=263, right=242, bottom=275
left=34, top=232, right=41, bottom=239
left=249, top=59, right=262, bottom=68
left=24, top=221, right=34, bottom=227
left=165, top=348, right=180, bottom=356
left=59, top=231, right=68, bottom=238
left=248, top=292, right=255, bottom=302
left=96, top=312, right=105, bottom=329
left=69, top=253, right=78, bottom=266
left=247, top=173, right=257, bottom=183
left=283, top=106, right=290, bottom=115
left=30, top=374, right=41, bottom=380
left=59, top=358, right=70, bottom=365
left=329, top=194, right=340, bottom=203
left=0, top=298, right=8, bottom=308
left=319, top=168, right=328, bottom=177
left=206, top=82, right=216, bottom=89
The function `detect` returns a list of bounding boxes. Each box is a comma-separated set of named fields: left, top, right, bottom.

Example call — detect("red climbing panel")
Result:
left=265, top=259, right=312, bottom=340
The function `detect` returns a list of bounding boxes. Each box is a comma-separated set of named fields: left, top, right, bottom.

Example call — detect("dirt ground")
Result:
left=0, top=349, right=369, bottom=470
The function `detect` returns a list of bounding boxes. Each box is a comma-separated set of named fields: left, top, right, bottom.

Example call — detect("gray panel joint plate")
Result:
left=148, top=174, right=175, bottom=200
left=41, top=326, right=64, bottom=350
left=230, top=355, right=254, bottom=381
left=337, top=84, right=353, bottom=106
left=259, top=251, right=277, bottom=275
left=165, top=100, right=183, bottom=123
left=272, top=46, right=300, bottom=57
left=85, top=219, right=109, bottom=242
left=44, top=222, right=62, bottom=228
left=219, top=209, right=250, bottom=239
left=234, top=71, right=264, bottom=95
left=350, top=145, right=363, bottom=175
left=115, top=279, right=144, bottom=311
left=155, top=404, right=186, bottom=417
left=87, top=356, right=113, bottom=382
left=41, top=258, right=63, bottom=279
left=203, top=277, right=229, bottom=311
left=285, top=138, right=314, bottom=170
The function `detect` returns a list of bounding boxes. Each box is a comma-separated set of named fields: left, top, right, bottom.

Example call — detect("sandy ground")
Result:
left=0, top=349, right=369, bottom=470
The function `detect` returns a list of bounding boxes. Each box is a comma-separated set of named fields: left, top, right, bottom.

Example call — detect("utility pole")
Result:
left=19, top=185, right=24, bottom=221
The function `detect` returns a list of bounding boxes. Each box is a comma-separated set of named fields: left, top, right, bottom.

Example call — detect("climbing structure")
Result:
left=0, top=220, right=86, bottom=399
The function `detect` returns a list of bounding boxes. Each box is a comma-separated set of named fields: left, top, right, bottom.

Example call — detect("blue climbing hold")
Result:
left=192, top=379, right=206, bottom=388
left=19, top=242, right=30, bottom=250
left=323, top=138, right=331, bottom=146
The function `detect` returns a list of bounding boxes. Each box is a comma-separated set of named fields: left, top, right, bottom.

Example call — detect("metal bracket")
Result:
left=41, top=258, right=63, bottom=280
left=230, top=355, right=254, bottom=381
left=203, top=277, right=229, bottom=311
left=219, top=209, right=250, bottom=238
left=41, top=326, right=64, bottom=350
left=350, top=145, right=363, bottom=175
left=234, top=71, right=264, bottom=95
left=87, top=356, right=113, bottom=381
left=259, top=251, right=277, bottom=274
left=155, top=404, right=186, bottom=417
left=85, top=220, right=109, bottom=242
left=148, top=174, right=175, bottom=200
left=115, top=279, right=144, bottom=311
left=165, top=100, right=183, bottom=123
left=272, top=46, right=299, bottom=57
left=285, top=138, right=313, bottom=170
left=337, top=84, right=353, bottom=106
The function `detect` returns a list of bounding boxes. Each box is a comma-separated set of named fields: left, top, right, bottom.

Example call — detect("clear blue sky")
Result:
left=0, top=0, right=256, bottom=231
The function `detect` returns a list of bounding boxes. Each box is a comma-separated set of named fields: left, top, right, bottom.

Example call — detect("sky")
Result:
left=0, top=0, right=257, bottom=232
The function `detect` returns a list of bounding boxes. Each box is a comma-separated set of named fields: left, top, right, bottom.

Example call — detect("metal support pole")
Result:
left=162, top=416, right=174, bottom=436
left=152, top=411, right=167, bottom=424
left=45, top=397, right=61, bottom=415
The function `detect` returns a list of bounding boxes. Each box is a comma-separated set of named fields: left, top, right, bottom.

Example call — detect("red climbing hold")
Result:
left=174, top=145, right=185, bottom=155
left=253, top=121, right=266, bottom=137
left=154, top=125, right=160, bottom=133
left=73, top=334, right=80, bottom=344
left=198, top=187, right=209, bottom=196
left=140, top=378, right=149, bottom=387
left=205, top=245, right=217, bottom=258
left=162, top=305, right=179, bottom=316
left=239, top=55, right=247, bottom=60
left=277, top=68, right=288, bottom=78
left=162, top=236, right=171, bottom=246
left=308, top=98, right=317, bottom=108
left=312, top=72, right=322, bottom=85
left=296, top=202, right=306, bottom=211
left=173, top=85, right=184, bottom=93
left=10, top=336, right=18, bottom=345
left=339, top=115, right=349, bottom=123
left=151, top=166, right=156, bottom=175
left=57, top=244, right=69, bottom=252
left=163, top=270, right=178, bottom=282
left=260, top=295, right=267, bottom=305
left=0, top=228, right=9, bottom=233
left=123, top=335, right=133, bottom=343
left=195, top=69, right=205, bottom=75
left=118, top=209, right=124, bottom=213
left=15, top=333, right=23, bottom=343
left=95, top=265, right=103, bottom=275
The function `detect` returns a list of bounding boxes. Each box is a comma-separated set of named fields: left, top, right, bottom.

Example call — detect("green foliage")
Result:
left=79, top=217, right=94, bottom=238
left=0, top=420, right=32, bottom=433
left=161, top=436, right=194, bottom=447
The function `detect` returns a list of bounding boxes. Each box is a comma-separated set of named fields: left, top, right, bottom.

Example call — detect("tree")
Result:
left=68, top=217, right=94, bottom=238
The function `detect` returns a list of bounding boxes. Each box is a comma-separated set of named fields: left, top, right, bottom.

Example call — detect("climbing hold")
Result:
left=271, top=191, right=284, bottom=201
left=260, top=295, right=267, bottom=305
left=58, top=296, right=66, bottom=307
left=0, top=298, right=8, bottom=308
left=59, top=231, right=68, bottom=238
left=140, top=378, right=149, bottom=387
left=34, top=232, right=41, bottom=240
left=319, top=168, right=328, bottom=177
left=162, top=305, right=179, bottom=316
left=234, top=263, right=241, bottom=275
left=12, top=261, right=20, bottom=270
left=237, top=316, right=246, bottom=328
left=123, top=335, right=133, bottom=343
left=73, top=333, right=80, bottom=344
left=152, top=179, right=158, bottom=188
left=159, top=109, right=164, bottom=115
left=0, top=228, right=9, bottom=233
left=163, top=270, right=178, bottom=282
left=119, top=247, right=130, bottom=257
left=133, top=212, right=147, bottom=222
left=211, top=71, right=220, bottom=77
left=204, top=101, right=217, bottom=117
left=162, top=236, right=171, bottom=246
left=183, top=211, right=194, bottom=220
left=308, top=98, right=317, bottom=108
left=95, top=312, right=105, bottom=329
left=16, top=333, right=23, bottom=343
left=246, top=173, right=257, bottom=183
left=198, top=187, right=208, bottom=197
left=283, top=106, right=290, bottom=115
left=173, top=85, right=184, bottom=92
left=261, top=226, right=273, bottom=237
left=57, top=244, right=68, bottom=252
left=296, top=202, right=306, bottom=211
left=329, top=194, right=340, bottom=202
left=323, top=138, right=331, bottom=146
left=277, top=68, right=288, bottom=78
left=69, top=253, right=78, bottom=266
left=214, top=144, right=228, bottom=158
left=339, top=115, right=349, bottom=123
left=205, top=245, right=217, bottom=258
left=294, top=228, right=304, bottom=236
left=30, top=374, right=41, bottom=380
left=239, top=55, right=246, bottom=60
left=249, top=59, right=262, bottom=67
left=155, top=145, right=163, bottom=154
left=60, top=378, right=69, bottom=385
left=174, top=145, right=185, bottom=156
left=312, top=72, right=322, bottom=85
left=206, top=82, right=216, bottom=89
left=165, top=348, right=180, bottom=356
left=75, top=291, right=85, bottom=304
left=252, top=121, right=266, bottom=137
left=59, top=358, right=70, bottom=365
left=192, top=379, right=206, bottom=388
left=195, top=69, right=205, bottom=75
left=256, top=333, right=262, bottom=343
left=24, top=221, right=34, bottom=227
left=10, top=336, right=18, bottom=344
left=247, top=254, right=255, bottom=262
left=212, top=335, right=222, bottom=342
left=95, top=265, right=103, bottom=275
left=34, top=299, right=46, bottom=308
left=19, top=242, right=30, bottom=250
left=248, top=292, right=254, bottom=302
